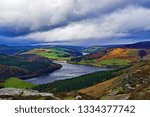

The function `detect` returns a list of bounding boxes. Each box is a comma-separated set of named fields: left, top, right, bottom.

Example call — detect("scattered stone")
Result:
left=108, top=91, right=118, bottom=96
left=76, top=95, right=82, bottom=100
left=143, top=79, right=148, bottom=84
left=0, top=88, right=59, bottom=100
left=125, top=84, right=135, bottom=90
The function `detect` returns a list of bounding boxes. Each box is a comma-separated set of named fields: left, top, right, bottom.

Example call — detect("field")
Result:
left=0, top=77, right=36, bottom=89
left=69, top=58, right=131, bottom=67
left=37, top=48, right=71, bottom=60
left=97, top=58, right=131, bottom=66
left=22, top=47, right=82, bottom=60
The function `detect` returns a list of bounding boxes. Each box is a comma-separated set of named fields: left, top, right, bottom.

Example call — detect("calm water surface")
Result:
left=26, top=61, right=108, bottom=84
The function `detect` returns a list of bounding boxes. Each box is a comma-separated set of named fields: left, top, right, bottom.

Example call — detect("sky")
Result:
left=0, top=0, right=150, bottom=46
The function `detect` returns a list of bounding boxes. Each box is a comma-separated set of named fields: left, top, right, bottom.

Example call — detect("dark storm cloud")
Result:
left=0, top=0, right=150, bottom=45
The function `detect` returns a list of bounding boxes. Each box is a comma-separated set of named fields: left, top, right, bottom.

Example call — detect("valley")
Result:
left=70, top=48, right=150, bottom=67
left=26, top=61, right=107, bottom=84
left=1, top=0, right=150, bottom=102
left=0, top=54, right=62, bottom=82
left=0, top=41, right=150, bottom=100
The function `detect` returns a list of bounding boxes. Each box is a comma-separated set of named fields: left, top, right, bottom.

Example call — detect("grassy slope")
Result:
left=79, top=76, right=122, bottom=99
left=22, top=47, right=82, bottom=60
left=0, top=77, right=36, bottom=89
left=97, top=58, right=131, bottom=66
left=71, top=48, right=150, bottom=67
left=97, top=48, right=139, bottom=61
left=79, top=61, right=150, bottom=100
left=37, top=48, right=70, bottom=60
left=73, top=58, right=130, bottom=67
left=82, top=46, right=103, bottom=53
left=96, top=48, right=138, bottom=66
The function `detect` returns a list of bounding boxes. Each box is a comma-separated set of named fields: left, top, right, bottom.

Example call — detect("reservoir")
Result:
left=26, top=61, right=108, bottom=84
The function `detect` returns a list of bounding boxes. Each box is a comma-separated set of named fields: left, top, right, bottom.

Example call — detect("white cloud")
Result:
left=0, top=0, right=73, bottom=30
left=98, top=6, right=150, bottom=36
left=0, top=0, right=131, bottom=31
left=20, top=6, right=150, bottom=43
left=0, top=0, right=150, bottom=45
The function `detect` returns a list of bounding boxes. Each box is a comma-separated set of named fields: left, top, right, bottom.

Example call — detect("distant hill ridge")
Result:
left=70, top=41, right=150, bottom=67
left=121, top=41, right=150, bottom=49
left=81, top=41, right=150, bottom=54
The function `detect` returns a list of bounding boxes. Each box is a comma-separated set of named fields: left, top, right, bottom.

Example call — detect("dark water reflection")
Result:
left=26, top=61, right=108, bottom=84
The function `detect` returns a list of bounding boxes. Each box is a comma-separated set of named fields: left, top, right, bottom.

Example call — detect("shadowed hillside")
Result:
left=0, top=54, right=62, bottom=82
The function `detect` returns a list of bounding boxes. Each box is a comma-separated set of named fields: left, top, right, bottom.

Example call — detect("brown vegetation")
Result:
left=78, top=61, right=150, bottom=100
left=79, top=77, right=122, bottom=99
left=97, top=48, right=140, bottom=62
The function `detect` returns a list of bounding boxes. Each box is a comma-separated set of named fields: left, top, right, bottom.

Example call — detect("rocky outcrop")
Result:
left=78, top=61, right=150, bottom=100
left=0, top=88, right=60, bottom=100
left=101, top=61, right=150, bottom=100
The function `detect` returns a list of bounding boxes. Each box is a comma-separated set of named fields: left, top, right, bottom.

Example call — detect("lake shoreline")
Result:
left=20, top=63, right=62, bottom=80
left=26, top=61, right=109, bottom=85
left=67, top=61, right=124, bottom=69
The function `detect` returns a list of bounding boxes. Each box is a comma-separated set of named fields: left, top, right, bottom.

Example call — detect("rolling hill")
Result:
left=122, top=41, right=150, bottom=49
left=0, top=45, right=36, bottom=55
left=82, top=44, right=124, bottom=54
left=70, top=41, right=150, bottom=67
left=78, top=61, right=150, bottom=100
left=82, top=45, right=106, bottom=54
left=70, top=48, right=150, bottom=67
left=21, top=47, right=83, bottom=60
left=0, top=54, right=62, bottom=82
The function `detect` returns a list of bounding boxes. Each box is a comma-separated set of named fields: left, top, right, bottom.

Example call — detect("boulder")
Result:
left=0, top=88, right=59, bottom=100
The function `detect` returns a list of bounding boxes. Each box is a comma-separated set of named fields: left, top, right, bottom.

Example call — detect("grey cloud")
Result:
left=0, top=0, right=150, bottom=45
left=19, top=6, right=150, bottom=43
left=0, top=0, right=144, bottom=35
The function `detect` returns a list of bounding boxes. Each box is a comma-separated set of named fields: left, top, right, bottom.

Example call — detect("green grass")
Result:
left=100, top=95, right=111, bottom=100
left=79, top=60, right=96, bottom=65
left=69, top=59, right=101, bottom=67
left=82, top=46, right=102, bottom=53
left=0, top=77, right=36, bottom=89
left=37, top=48, right=71, bottom=60
left=63, top=96, right=76, bottom=100
left=21, top=47, right=82, bottom=61
left=24, top=47, right=78, bottom=60
left=144, top=87, right=150, bottom=93
left=72, top=58, right=131, bottom=67
left=97, top=58, right=131, bottom=66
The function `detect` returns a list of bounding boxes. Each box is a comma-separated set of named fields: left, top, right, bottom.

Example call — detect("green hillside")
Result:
left=70, top=48, right=150, bottom=67
left=0, top=54, right=62, bottom=82
left=21, top=47, right=82, bottom=60
left=0, top=77, right=35, bottom=89
left=82, top=46, right=104, bottom=53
